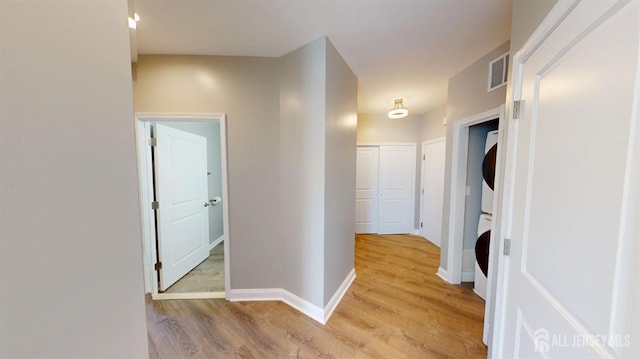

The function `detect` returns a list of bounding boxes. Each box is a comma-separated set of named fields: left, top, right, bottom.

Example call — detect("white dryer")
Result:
left=474, top=213, right=492, bottom=300
left=481, top=130, right=499, bottom=214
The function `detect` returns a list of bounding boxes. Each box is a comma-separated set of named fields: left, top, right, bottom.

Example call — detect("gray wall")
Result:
left=161, top=121, right=224, bottom=244
left=133, top=55, right=283, bottom=289
left=0, top=1, right=149, bottom=357
left=323, top=40, right=358, bottom=304
left=421, top=105, right=448, bottom=141
left=279, top=38, right=327, bottom=306
left=439, top=41, right=510, bottom=271
left=133, top=38, right=357, bottom=309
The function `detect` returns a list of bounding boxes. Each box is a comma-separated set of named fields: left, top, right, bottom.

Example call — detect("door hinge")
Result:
left=149, top=138, right=157, bottom=147
left=154, top=262, right=162, bottom=271
left=420, top=222, right=423, bottom=228
left=503, top=238, right=511, bottom=256
left=422, top=188, right=424, bottom=194
left=513, top=100, right=523, bottom=119
left=423, top=154, right=426, bottom=160
left=151, top=201, right=159, bottom=210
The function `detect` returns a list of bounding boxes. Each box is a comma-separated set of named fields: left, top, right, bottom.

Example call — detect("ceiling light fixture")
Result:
left=128, top=13, right=140, bottom=29
left=388, top=98, right=408, bottom=119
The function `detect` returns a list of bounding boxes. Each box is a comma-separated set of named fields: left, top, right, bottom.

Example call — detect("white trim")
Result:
left=281, top=290, right=325, bottom=324
left=152, top=292, right=225, bottom=300
left=446, top=106, right=504, bottom=285
left=228, top=288, right=285, bottom=302
left=462, top=271, right=475, bottom=282
left=411, top=229, right=420, bottom=236
left=323, top=269, right=356, bottom=323
left=135, top=112, right=231, bottom=300
left=209, top=234, right=224, bottom=251
left=436, top=267, right=448, bottom=282
left=229, top=288, right=324, bottom=324
left=227, top=269, right=356, bottom=325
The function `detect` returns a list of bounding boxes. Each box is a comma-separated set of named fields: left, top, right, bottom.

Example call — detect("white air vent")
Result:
left=488, top=52, right=509, bottom=92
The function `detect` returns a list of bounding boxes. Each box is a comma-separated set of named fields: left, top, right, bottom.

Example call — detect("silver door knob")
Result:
left=204, top=202, right=211, bottom=207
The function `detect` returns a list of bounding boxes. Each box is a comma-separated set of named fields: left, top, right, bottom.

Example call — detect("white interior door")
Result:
left=155, top=124, right=210, bottom=291
left=355, top=146, right=379, bottom=233
left=497, top=1, right=640, bottom=357
left=378, top=145, right=416, bottom=234
left=420, top=139, right=446, bottom=247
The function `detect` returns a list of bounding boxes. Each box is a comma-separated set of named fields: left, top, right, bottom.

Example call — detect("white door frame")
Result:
left=135, top=112, right=231, bottom=300
left=419, top=137, right=446, bottom=245
left=445, top=106, right=506, bottom=345
left=444, top=106, right=505, bottom=285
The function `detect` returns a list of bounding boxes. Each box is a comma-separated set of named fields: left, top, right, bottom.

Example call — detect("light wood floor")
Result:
left=164, top=243, right=225, bottom=293
left=146, top=234, right=487, bottom=358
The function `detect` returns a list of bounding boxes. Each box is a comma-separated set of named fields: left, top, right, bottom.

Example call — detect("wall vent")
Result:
left=488, top=52, right=510, bottom=92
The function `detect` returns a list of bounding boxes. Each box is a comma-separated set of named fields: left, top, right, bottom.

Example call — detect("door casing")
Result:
left=135, top=113, right=230, bottom=300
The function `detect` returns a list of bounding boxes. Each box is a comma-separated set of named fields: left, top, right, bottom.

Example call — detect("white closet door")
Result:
left=355, top=147, right=379, bottom=233
left=378, top=145, right=416, bottom=234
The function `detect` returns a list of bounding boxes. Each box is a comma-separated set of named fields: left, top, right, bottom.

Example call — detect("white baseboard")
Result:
left=209, top=234, right=224, bottom=251
left=436, top=267, right=449, bottom=283
left=227, top=288, right=282, bottom=302
left=323, top=269, right=356, bottom=323
left=152, top=291, right=225, bottom=300
left=228, top=268, right=356, bottom=325
left=412, top=229, right=421, bottom=236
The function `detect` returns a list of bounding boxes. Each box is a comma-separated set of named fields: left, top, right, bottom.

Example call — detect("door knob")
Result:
left=204, top=201, right=211, bottom=207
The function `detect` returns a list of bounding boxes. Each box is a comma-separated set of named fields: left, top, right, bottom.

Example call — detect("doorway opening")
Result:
left=443, top=105, right=505, bottom=344
left=135, top=113, right=230, bottom=300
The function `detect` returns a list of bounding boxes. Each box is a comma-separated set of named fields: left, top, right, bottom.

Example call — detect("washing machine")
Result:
left=481, top=130, right=499, bottom=214
left=474, top=213, right=492, bottom=300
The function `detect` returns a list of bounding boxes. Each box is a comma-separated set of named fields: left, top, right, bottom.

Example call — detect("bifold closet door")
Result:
left=356, top=145, right=415, bottom=234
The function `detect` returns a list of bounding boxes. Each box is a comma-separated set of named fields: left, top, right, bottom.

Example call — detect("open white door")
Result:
left=420, top=139, right=446, bottom=246
left=155, top=124, right=210, bottom=291
left=495, top=1, right=640, bottom=357
left=378, top=145, right=416, bottom=234
left=355, top=146, right=379, bottom=233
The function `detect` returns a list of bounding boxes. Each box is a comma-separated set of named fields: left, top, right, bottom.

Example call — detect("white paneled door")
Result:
left=378, top=145, right=415, bottom=234
left=420, top=139, right=446, bottom=247
left=497, top=1, right=639, bottom=357
left=355, top=146, right=379, bottom=233
left=155, top=124, right=210, bottom=291
left=355, top=144, right=416, bottom=234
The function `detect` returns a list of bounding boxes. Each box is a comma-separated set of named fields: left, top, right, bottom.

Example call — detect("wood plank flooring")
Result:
left=146, top=234, right=487, bottom=358
left=164, top=243, right=225, bottom=293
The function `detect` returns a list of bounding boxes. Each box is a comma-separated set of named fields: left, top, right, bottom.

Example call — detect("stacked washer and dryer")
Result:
left=474, top=130, right=499, bottom=300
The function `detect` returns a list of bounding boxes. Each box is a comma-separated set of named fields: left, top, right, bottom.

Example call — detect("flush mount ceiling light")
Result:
left=128, top=12, right=140, bottom=29
left=388, top=98, right=408, bottom=119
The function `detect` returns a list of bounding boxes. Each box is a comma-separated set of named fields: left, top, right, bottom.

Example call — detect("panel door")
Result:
left=355, top=146, right=379, bottom=233
left=155, top=124, right=210, bottom=291
left=497, top=1, right=640, bottom=357
left=421, top=139, right=446, bottom=247
left=378, top=145, right=416, bottom=234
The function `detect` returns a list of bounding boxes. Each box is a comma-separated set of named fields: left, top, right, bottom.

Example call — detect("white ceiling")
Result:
left=133, top=0, right=512, bottom=115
